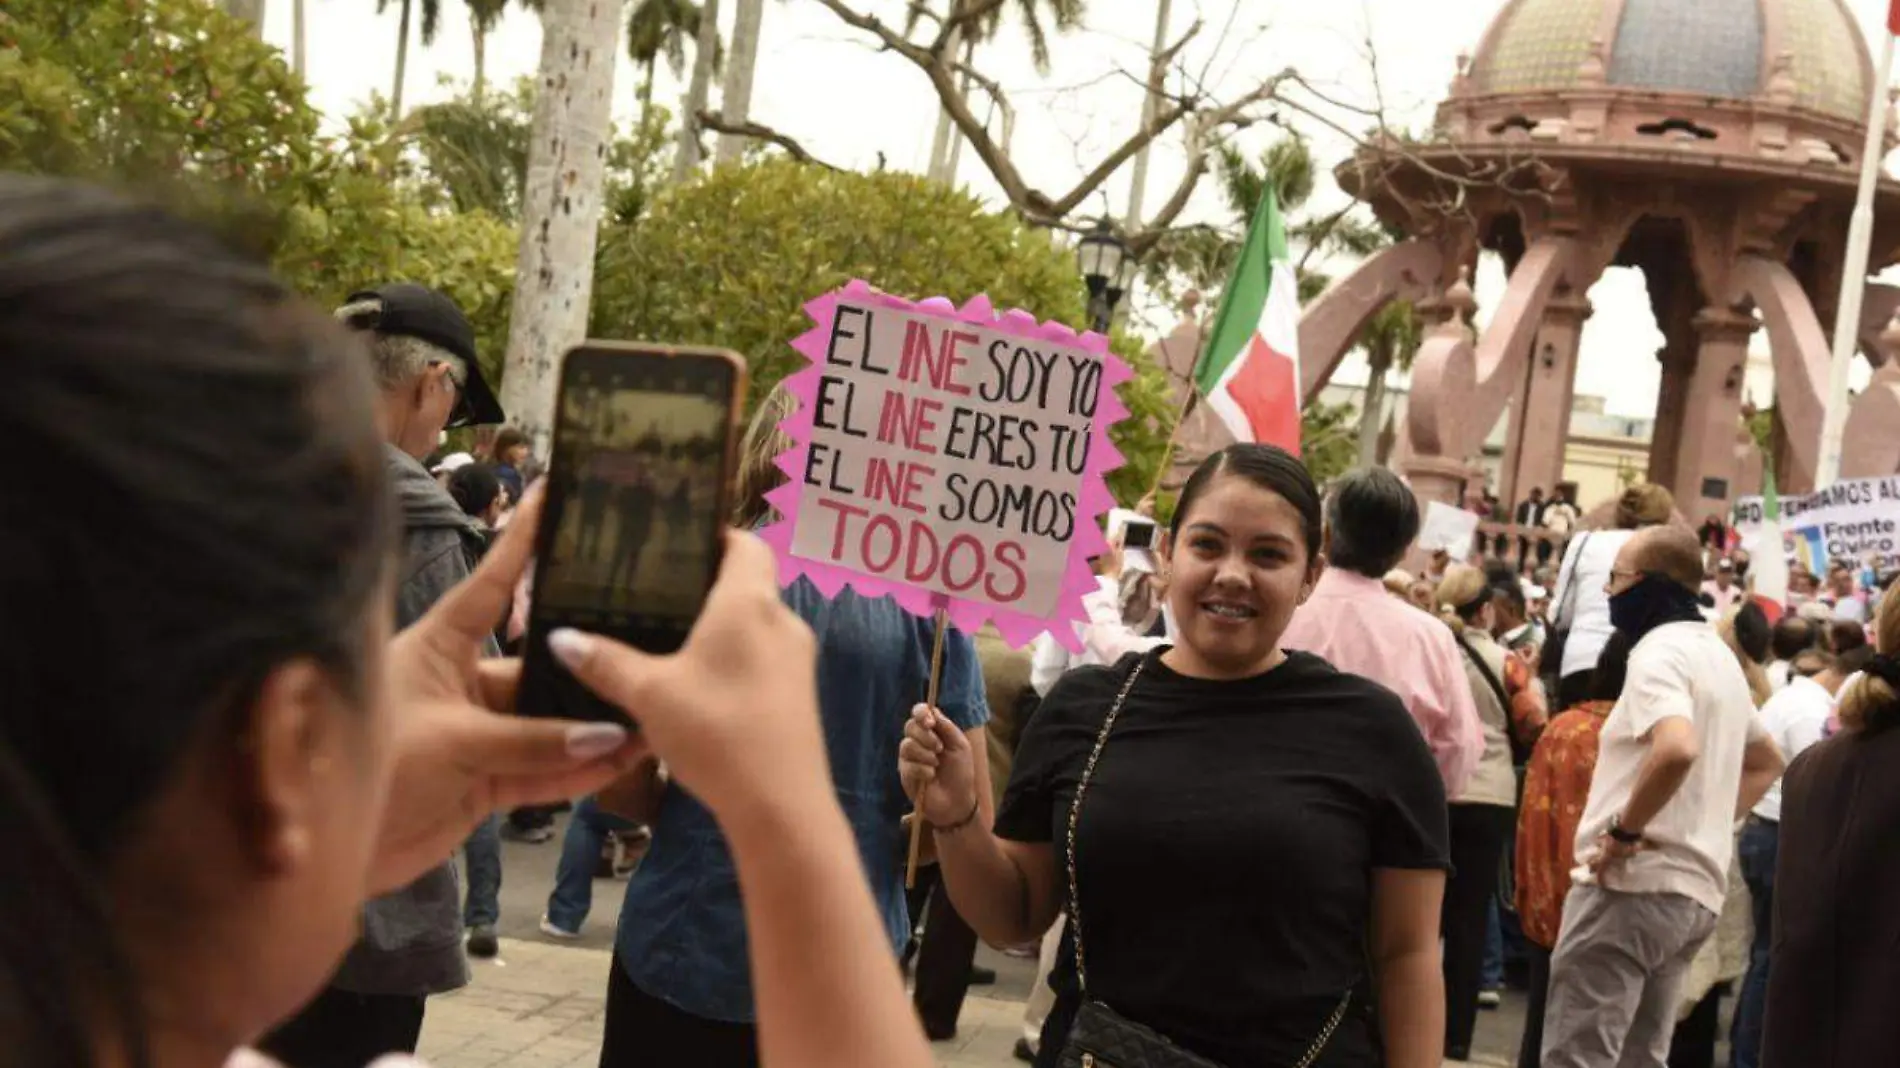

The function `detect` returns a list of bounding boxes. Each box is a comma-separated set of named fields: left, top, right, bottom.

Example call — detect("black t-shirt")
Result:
left=996, top=648, right=1450, bottom=1066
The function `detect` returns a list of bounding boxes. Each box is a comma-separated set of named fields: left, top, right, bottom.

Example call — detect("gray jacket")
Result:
left=331, top=446, right=496, bottom=996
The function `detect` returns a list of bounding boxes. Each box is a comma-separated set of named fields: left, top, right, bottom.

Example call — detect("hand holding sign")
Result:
left=762, top=282, right=1127, bottom=887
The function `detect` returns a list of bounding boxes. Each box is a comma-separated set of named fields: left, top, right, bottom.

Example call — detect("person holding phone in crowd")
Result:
left=584, top=385, right=991, bottom=1066
left=0, top=176, right=942, bottom=1068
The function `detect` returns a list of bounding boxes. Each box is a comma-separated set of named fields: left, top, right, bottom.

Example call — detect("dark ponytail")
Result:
left=0, top=177, right=394, bottom=1064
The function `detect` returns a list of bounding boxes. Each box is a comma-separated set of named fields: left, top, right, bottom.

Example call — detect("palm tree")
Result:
left=714, top=0, right=763, bottom=164
left=915, top=0, right=1086, bottom=183
left=626, top=0, right=712, bottom=142
left=379, top=0, right=444, bottom=119
left=1353, top=301, right=1422, bottom=467
left=672, top=0, right=722, bottom=181
left=465, top=0, right=541, bottom=101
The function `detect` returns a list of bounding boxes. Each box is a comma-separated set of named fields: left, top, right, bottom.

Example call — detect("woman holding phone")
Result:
left=584, top=385, right=993, bottom=1066
left=0, top=176, right=935, bottom=1068
left=901, top=444, right=1451, bottom=1068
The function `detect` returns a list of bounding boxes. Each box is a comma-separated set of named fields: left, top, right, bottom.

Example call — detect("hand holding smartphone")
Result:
left=517, top=342, right=747, bottom=725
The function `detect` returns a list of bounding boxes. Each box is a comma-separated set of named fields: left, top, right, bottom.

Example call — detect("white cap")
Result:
left=1524, top=583, right=1549, bottom=601
left=431, top=451, right=476, bottom=475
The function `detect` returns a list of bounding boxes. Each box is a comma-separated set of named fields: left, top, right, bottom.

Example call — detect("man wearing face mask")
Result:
left=261, top=284, right=508, bottom=1068
left=1540, top=526, right=1786, bottom=1068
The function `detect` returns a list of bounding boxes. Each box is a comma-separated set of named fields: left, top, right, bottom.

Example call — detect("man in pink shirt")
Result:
left=1281, top=468, right=1485, bottom=797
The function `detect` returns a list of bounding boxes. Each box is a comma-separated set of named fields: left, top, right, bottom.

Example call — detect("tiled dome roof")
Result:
left=1468, top=0, right=1870, bottom=121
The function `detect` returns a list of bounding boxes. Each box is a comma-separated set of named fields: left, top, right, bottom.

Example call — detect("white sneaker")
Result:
left=1477, top=988, right=1502, bottom=1009
left=539, top=915, right=580, bottom=940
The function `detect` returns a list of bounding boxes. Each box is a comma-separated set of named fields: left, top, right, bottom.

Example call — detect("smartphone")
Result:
left=517, top=342, right=747, bottom=724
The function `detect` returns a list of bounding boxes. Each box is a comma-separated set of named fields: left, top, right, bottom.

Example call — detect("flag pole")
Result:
left=1817, top=17, right=1897, bottom=489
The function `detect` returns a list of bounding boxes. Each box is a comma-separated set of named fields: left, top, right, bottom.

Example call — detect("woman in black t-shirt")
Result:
left=900, top=445, right=1451, bottom=1068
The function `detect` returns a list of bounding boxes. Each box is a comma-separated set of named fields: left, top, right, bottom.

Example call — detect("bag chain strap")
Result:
left=1061, top=655, right=1350, bottom=1068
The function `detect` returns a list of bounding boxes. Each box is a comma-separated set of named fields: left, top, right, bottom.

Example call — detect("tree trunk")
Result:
left=391, top=0, right=412, bottom=119
left=1355, top=342, right=1392, bottom=469
left=500, top=0, right=628, bottom=457
left=925, top=23, right=963, bottom=183
left=637, top=60, right=657, bottom=142
left=673, top=0, right=722, bottom=182
left=292, top=0, right=306, bottom=77
left=221, top=0, right=266, bottom=35
left=715, top=0, right=764, bottom=164
left=941, top=35, right=976, bottom=183
left=472, top=21, right=488, bottom=102
left=1125, top=0, right=1172, bottom=227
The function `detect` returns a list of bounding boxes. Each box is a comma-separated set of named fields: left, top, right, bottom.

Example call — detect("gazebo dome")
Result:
left=1467, top=0, right=1870, bottom=121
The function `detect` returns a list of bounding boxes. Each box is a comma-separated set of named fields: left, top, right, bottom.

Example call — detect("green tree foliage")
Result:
left=0, top=0, right=328, bottom=221
left=1, top=0, right=1170, bottom=504
left=590, top=159, right=1174, bottom=502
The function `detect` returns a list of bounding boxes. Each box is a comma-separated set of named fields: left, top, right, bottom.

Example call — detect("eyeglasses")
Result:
left=432, top=359, right=473, bottom=429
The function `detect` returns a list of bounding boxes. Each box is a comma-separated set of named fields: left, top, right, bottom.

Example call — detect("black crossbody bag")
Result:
left=1056, top=656, right=1350, bottom=1068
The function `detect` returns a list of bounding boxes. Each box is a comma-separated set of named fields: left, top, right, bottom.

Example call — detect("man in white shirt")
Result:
left=1730, top=649, right=1846, bottom=1068
left=1542, top=527, right=1786, bottom=1068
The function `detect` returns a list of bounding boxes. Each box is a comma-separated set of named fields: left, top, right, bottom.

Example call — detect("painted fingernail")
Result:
left=566, top=722, right=629, bottom=760
left=549, top=628, right=593, bottom=667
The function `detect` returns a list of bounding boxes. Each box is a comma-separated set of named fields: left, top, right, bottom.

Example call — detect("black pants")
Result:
left=1668, top=983, right=1723, bottom=1068
left=258, top=986, right=426, bottom=1068
left=909, top=868, right=980, bottom=1039
left=1518, top=943, right=1550, bottom=1068
left=1443, top=803, right=1515, bottom=1059
left=600, top=953, right=758, bottom=1068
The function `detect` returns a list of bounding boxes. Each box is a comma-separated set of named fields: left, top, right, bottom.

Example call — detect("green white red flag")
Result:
left=1749, top=466, right=1789, bottom=623
left=1194, top=185, right=1302, bottom=453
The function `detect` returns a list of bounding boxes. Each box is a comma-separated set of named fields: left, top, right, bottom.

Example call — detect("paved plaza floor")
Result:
left=415, top=821, right=1527, bottom=1067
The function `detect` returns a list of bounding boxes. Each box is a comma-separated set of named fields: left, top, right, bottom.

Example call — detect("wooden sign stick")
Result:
left=905, top=607, right=951, bottom=889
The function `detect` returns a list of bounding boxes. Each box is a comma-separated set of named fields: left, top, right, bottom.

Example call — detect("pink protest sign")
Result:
left=759, top=280, right=1130, bottom=650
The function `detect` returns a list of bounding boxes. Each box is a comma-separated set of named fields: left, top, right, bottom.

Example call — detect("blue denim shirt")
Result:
left=614, top=577, right=991, bottom=1023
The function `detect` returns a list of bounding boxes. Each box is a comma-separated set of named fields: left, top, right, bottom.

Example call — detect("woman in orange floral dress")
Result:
left=1513, top=632, right=1636, bottom=1068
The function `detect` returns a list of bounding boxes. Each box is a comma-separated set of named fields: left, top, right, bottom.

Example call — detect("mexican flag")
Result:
left=1749, top=466, right=1789, bottom=622
left=1194, top=186, right=1303, bottom=453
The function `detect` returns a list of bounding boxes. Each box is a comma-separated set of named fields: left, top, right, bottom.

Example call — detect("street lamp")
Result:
left=1076, top=219, right=1138, bottom=333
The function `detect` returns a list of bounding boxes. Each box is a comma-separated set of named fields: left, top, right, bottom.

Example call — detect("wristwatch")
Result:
left=1607, top=814, right=1644, bottom=845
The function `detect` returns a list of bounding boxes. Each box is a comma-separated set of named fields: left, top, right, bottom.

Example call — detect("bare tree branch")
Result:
left=697, top=110, right=847, bottom=171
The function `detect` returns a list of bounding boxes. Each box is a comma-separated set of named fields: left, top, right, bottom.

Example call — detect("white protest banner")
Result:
left=1418, top=500, right=1482, bottom=560
left=1730, top=474, right=1900, bottom=574
left=760, top=281, right=1130, bottom=649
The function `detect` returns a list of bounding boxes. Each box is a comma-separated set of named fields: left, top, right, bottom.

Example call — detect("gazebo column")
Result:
left=1500, top=293, right=1589, bottom=508
left=1667, top=309, right=1756, bottom=520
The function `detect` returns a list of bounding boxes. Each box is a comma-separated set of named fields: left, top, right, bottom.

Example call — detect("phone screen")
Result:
left=520, top=345, right=742, bottom=722
left=1122, top=519, right=1157, bottom=551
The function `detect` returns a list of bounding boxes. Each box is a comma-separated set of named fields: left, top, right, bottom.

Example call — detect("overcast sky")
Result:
left=262, top=0, right=1893, bottom=418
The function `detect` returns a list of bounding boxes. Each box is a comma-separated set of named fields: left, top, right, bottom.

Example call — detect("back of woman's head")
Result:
left=449, top=463, right=504, bottom=518
left=734, top=384, right=796, bottom=527
left=1838, top=587, right=1900, bottom=734
left=1589, top=630, right=1638, bottom=703
left=1614, top=483, right=1676, bottom=530
left=1434, top=564, right=1491, bottom=634
left=0, top=177, right=392, bottom=1065
left=1171, top=444, right=1323, bottom=561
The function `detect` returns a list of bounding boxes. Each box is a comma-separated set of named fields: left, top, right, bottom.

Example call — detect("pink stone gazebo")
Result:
left=1169, top=0, right=1900, bottom=512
